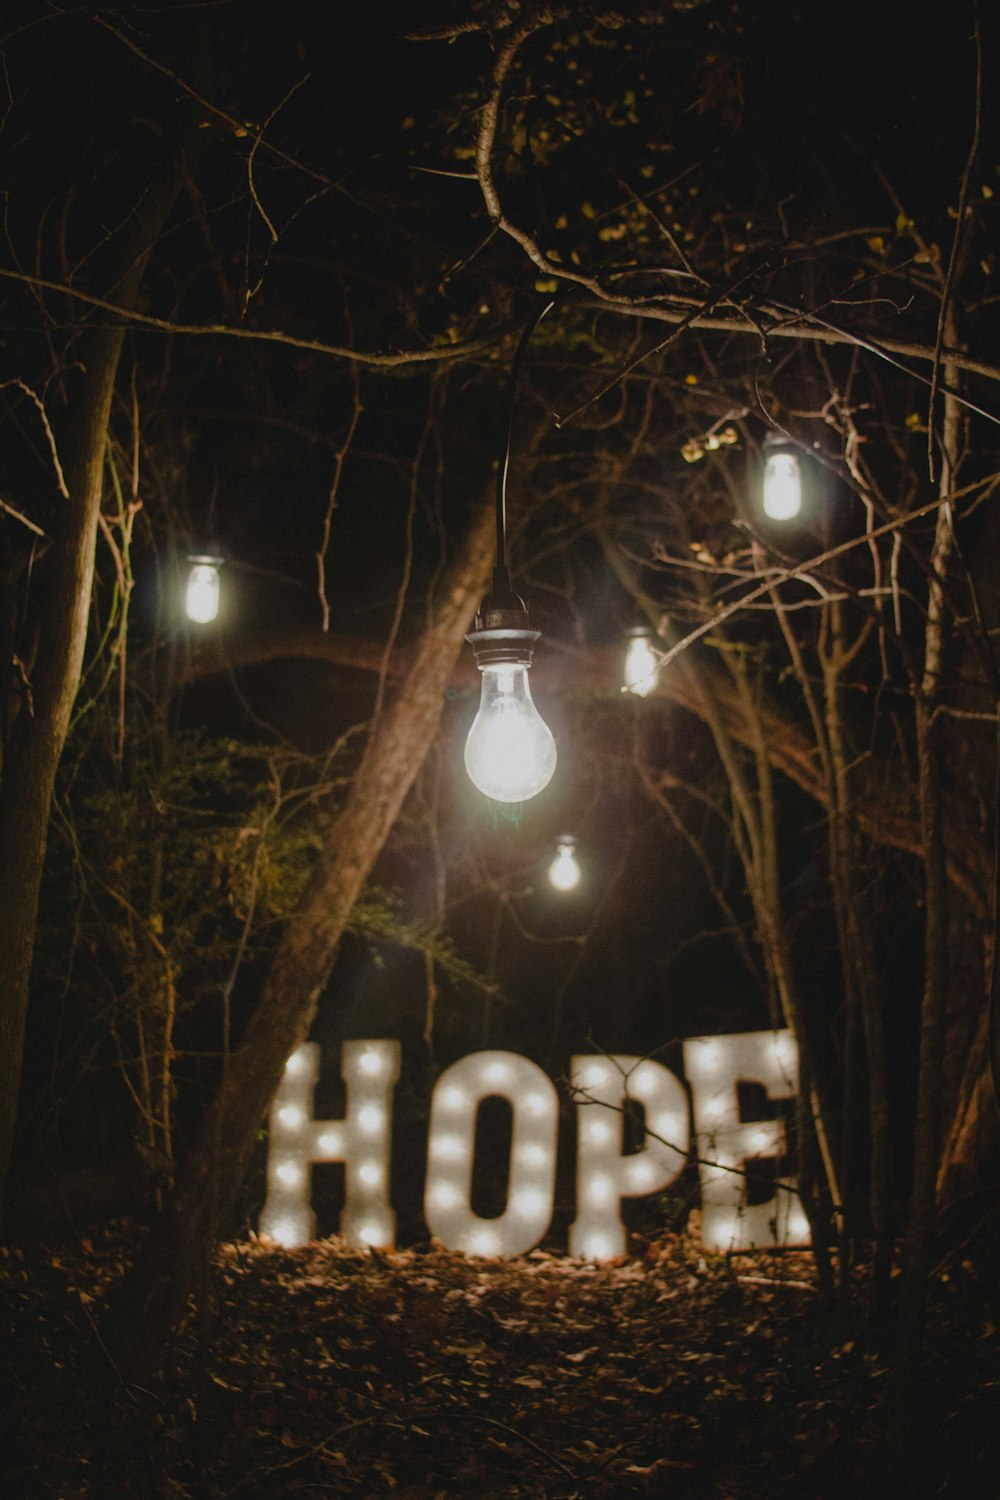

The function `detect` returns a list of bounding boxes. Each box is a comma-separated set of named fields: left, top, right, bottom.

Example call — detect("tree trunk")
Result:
left=0, top=145, right=194, bottom=1212
left=936, top=1003, right=998, bottom=1201
left=896, top=350, right=960, bottom=1422
left=97, top=492, right=496, bottom=1383
left=819, top=605, right=893, bottom=1318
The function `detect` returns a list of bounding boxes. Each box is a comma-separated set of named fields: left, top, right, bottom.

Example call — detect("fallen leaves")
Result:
left=0, top=1225, right=997, bottom=1497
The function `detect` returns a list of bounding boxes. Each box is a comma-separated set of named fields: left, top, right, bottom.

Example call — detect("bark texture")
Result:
left=0, top=148, right=192, bottom=1210
left=99, top=493, right=496, bottom=1382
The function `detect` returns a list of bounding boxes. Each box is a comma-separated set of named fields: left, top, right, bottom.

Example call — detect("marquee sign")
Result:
left=259, top=1029, right=810, bottom=1258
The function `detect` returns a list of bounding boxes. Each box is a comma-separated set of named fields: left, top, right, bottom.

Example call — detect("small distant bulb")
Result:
left=431, top=1134, right=464, bottom=1161
left=358, top=1050, right=383, bottom=1076
left=358, top=1162, right=382, bottom=1186
left=762, top=447, right=802, bottom=521
left=631, top=1066, right=659, bottom=1099
left=513, top=1187, right=547, bottom=1217
left=584, top=1234, right=616, bottom=1261
left=524, top=1093, right=548, bottom=1117
left=278, top=1106, right=303, bottom=1128
left=624, top=629, right=660, bottom=697
left=357, top=1105, right=382, bottom=1134
left=468, top=1228, right=500, bottom=1256
left=483, top=1061, right=511, bottom=1086
left=517, top=1142, right=547, bottom=1168
left=269, top=1218, right=307, bottom=1248
left=548, top=838, right=581, bottom=892
left=185, top=556, right=222, bottom=624
left=318, top=1130, right=343, bottom=1154
left=275, top=1162, right=302, bottom=1187
left=709, top=1216, right=740, bottom=1250
left=587, top=1174, right=614, bottom=1204
left=788, top=1209, right=810, bottom=1240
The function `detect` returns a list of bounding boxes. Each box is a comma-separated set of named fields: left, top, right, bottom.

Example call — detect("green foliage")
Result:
left=41, top=718, right=327, bottom=1005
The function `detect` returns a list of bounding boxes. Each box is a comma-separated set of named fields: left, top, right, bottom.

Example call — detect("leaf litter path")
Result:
left=1, top=1227, right=997, bottom=1498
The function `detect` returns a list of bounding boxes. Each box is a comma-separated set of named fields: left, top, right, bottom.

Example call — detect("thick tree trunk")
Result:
left=97, top=493, right=496, bottom=1383
left=0, top=149, right=193, bottom=1212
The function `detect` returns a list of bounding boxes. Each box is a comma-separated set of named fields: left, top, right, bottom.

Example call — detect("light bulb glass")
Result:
left=548, top=841, right=581, bottom=891
left=624, top=632, right=659, bottom=696
left=185, top=561, right=221, bottom=623
left=464, top=663, right=556, bottom=803
left=762, top=450, right=802, bottom=520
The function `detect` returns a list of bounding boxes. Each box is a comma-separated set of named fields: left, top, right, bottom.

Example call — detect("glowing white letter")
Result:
left=259, top=1040, right=400, bottom=1250
left=684, top=1029, right=809, bottom=1252
left=569, top=1056, right=689, bottom=1261
left=425, top=1051, right=558, bottom=1256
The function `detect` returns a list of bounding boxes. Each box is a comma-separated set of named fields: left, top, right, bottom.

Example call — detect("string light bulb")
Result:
left=624, top=627, right=660, bottom=697
left=185, top=553, right=223, bottom=624
left=761, top=435, right=802, bottom=521
left=548, top=835, right=581, bottom=891
left=464, top=640, right=556, bottom=803
left=465, top=298, right=558, bottom=804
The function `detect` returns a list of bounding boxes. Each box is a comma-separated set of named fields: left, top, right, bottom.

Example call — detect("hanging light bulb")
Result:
left=465, top=591, right=556, bottom=803
left=548, top=835, right=581, bottom=892
left=185, top=554, right=222, bottom=624
left=624, top=627, right=660, bottom=698
left=465, top=297, right=558, bottom=804
left=761, top=436, right=802, bottom=521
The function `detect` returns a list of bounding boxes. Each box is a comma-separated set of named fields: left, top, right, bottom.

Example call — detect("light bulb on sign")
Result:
left=624, top=628, right=660, bottom=697
left=548, top=836, right=581, bottom=892
left=762, top=440, right=802, bottom=521
left=185, top=554, right=222, bottom=623
left=464, top=662, right=556, bottom=803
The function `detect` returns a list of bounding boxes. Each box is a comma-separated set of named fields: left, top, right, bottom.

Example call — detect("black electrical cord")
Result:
left=493, top=297, right=555, bottom=592
left=989, top=708, right=1000, bottom=1121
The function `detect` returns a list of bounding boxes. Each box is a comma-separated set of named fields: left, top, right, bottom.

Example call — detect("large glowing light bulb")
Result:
left=762, top=448, right=802, bottom=521
left=548, top=836, right=581, bottom=892
left=624, top=629, right=660, bottom=697
left=185, top=556, right=222, bottom=623
left=464, top=663, right=556, bottom=803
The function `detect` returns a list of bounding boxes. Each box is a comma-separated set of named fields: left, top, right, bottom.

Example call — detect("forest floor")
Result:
left=0, top=1223, right=998, bottom=1499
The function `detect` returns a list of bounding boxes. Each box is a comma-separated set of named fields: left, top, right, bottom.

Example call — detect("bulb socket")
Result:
left=467, top=622, right=540, bottom=668
left=468, top=573, right=539, bottom=666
